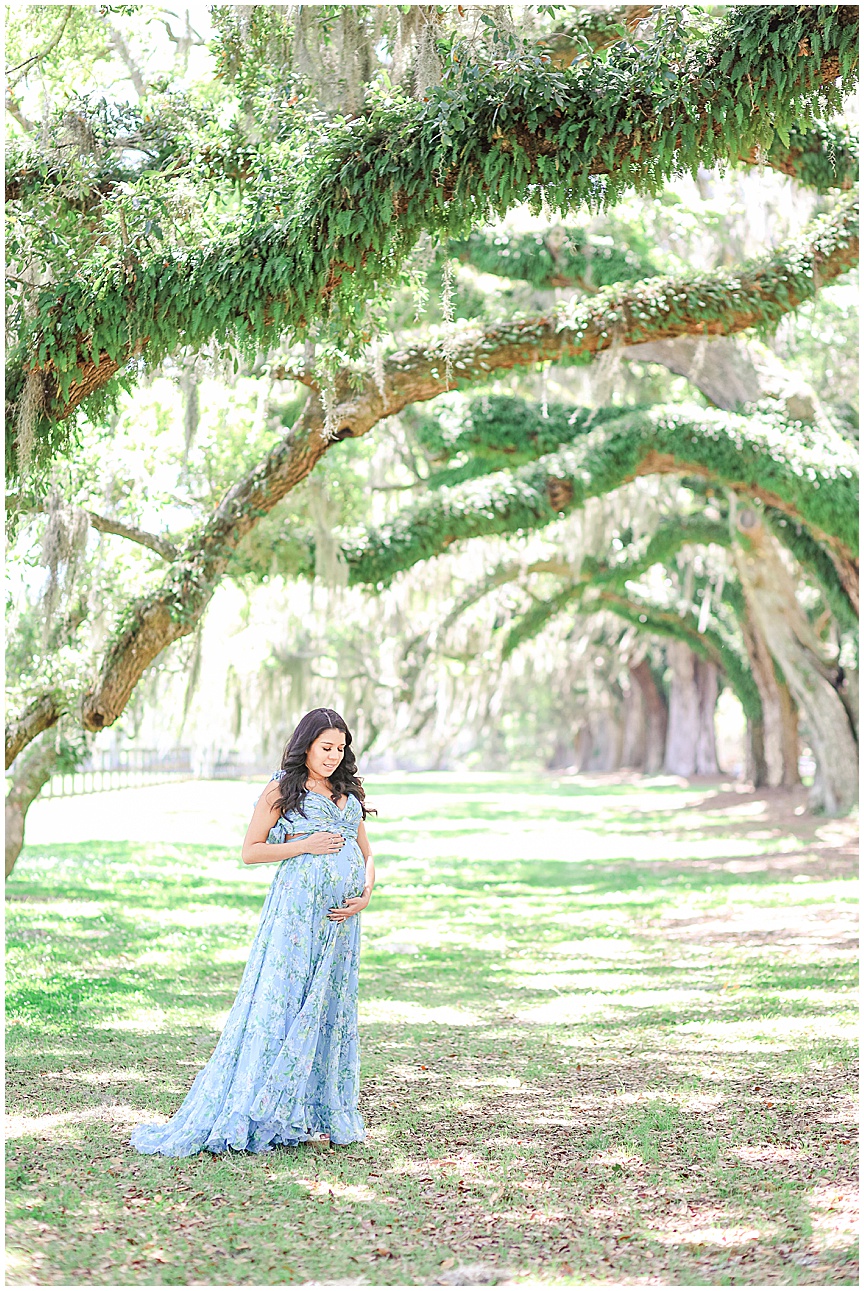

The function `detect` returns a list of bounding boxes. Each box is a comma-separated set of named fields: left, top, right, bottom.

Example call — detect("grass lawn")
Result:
left=5, top=772, right=859, bottom=1286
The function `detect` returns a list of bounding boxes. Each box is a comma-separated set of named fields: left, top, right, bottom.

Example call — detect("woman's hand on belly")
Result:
left=305, top=830, right=346, bottom=854
left=327, top=892, right=370, bottom=923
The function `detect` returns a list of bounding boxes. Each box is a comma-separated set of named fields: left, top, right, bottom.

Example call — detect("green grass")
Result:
left=6, top=773, right=859, bottom=1285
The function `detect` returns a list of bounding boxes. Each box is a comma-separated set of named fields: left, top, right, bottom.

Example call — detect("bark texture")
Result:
left=6, top=693, right=63, bottom=770
left=663, top=642, right=719, bottom=776
left=738, top=604, right=800, bottom=788
left=629, top=659, right=668, bottom=775
left=5, top=735, right=58, bottom=876
left=733, top=512, right=857, bottom=815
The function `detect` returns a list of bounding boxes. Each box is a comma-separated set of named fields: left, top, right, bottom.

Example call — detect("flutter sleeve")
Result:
left=253, top=771, right=292, bottom=844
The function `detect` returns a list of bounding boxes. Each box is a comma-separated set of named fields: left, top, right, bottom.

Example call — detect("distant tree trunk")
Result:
left=574, top=708, right=624, bottom=772
left=5, top=735, right=58, bottom=877
left=775, top=673, right=801, bottom=784
left=573, top=722, right=592, bottom=772
left=547, top=733, right=576, bottom=769
left=664, top=642, right=719, bottom=776
left=620, top=671, right=646, bottom=769
left=576, top=702, right=622, bottom=769
left=629, top=658, right=667, bottom=773
left=734, top=511, right=857, bottom=815
left=595, top=707, right=624, bottom=771
left=737, top=593, right=800, bottom=788
left=695, top=657, right=719, bottom=774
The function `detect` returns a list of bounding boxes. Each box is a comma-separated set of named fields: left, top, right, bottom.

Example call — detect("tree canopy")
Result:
left=6, top=4, right=858, bottom=476
left=4, top=3, right=860, bottom=857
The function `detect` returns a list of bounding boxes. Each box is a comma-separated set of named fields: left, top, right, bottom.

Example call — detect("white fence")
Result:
left=31, top=748, right=276, bottom=798
left=39, top=749, right=194, bottom=799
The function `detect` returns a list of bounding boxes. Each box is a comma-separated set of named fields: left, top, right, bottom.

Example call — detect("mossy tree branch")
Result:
left=447, top=226, right=666, bottom=292
left=22, top=502, right=178, bottom=560
left=492, top=541, right=761, bottom=729
left=5, top=204, right=857, bottom=750
left=6, top=4, right=857, bottom=468
left=344, top=399, right=858, bottom=597
left=9, top=191, right=856, bottom=487
left=446, top=125, right=858, bottom=292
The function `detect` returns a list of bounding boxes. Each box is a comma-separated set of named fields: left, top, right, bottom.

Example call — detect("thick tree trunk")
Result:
left=592, top=709, right=624, bottom=772
left=734, top=512, right=857, bottom=815
left=695, top=657, right=719, bottom=775
left=574, top=710, right=624, bottom=773
left=664, top=642, right=700, bottom=775
left=5, top=735, right=58, bottom=877
left=664, top=642, right=719, bottom=776
left=776, top=673, right=802, bottom=787
left=838, top=668, right=859, bottom=740
left=620, top=672, right=646, bottom=769
left=737, top=602, right=800, bottom=788
left=629, top=659, right=667, bottom=774
left=573, top=723, right=592, bottom=773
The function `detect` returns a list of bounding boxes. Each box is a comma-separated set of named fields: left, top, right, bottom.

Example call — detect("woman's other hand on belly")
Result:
left=327, top=893, right=370, bottom=923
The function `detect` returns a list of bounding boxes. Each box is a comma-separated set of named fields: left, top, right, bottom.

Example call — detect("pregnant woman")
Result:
left=130, top=707, right=375, bottom=1156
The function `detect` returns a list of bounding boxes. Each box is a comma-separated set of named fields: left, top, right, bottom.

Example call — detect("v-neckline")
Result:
left=306, top=787, right=348, bottom=813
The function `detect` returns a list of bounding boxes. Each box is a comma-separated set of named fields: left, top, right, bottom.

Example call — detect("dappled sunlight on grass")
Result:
left=361, top=1000, right=483, bottom=1026
left=6, top=773, right=858, bottom=1285
left=807, top=1181, right=859, bottom=1254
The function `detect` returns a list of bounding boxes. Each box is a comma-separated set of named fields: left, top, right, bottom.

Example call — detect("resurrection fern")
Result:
left=446, top=225, right=666, bottom=291
left=763, top=120, right=858, bottom=191
left=343, top=400, right=858, bottom=587
left=5, top=3, right=858, bottom=475
left=414, top=398, right=631, bottom=472
left=6, top=190, right=857, bottom=494
left=767, top=511, right=859, bottom=632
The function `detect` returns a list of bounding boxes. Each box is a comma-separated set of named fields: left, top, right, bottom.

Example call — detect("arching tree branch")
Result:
left=494, top=545, right=761, bottom=731
left=6, top=201, right=857, bottom=751
left=22, top=502, right=178, bottom=560
left=343, top=401, right=857, bottom=591
left=6, top=5, right=857, bottom=468
left=318, top=196, right=858, bottom=446
left=6, top=693, right=63, bottom=770
left=84, top=512, right=177, bottom=560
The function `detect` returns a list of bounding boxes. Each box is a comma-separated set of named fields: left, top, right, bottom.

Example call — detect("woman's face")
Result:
left=306, top=727, right=346, bottom=780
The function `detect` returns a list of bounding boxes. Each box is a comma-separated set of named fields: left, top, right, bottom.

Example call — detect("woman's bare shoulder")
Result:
left=259, top=778, right=284, bottom=809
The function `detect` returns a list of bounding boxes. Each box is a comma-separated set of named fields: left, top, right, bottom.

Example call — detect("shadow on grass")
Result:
left=6, top=779, right=858, bottom=1287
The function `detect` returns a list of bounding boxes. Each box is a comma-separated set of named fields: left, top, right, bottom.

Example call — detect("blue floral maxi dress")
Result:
left=129, top=787, right=366, bottom=1156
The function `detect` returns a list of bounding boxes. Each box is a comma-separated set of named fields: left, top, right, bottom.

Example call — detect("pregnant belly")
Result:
left=314, top=843, right=364, bottom=904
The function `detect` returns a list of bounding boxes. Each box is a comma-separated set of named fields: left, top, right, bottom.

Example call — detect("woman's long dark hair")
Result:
left=274, top=708, right=373, bottom=820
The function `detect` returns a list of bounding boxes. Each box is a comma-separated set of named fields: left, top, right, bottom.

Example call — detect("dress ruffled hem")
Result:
left=129, top=1103, right=365, bottom=1157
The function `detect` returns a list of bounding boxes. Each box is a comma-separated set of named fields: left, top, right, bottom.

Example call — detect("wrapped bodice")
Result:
left=267, top=786, right=362, bottom=846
